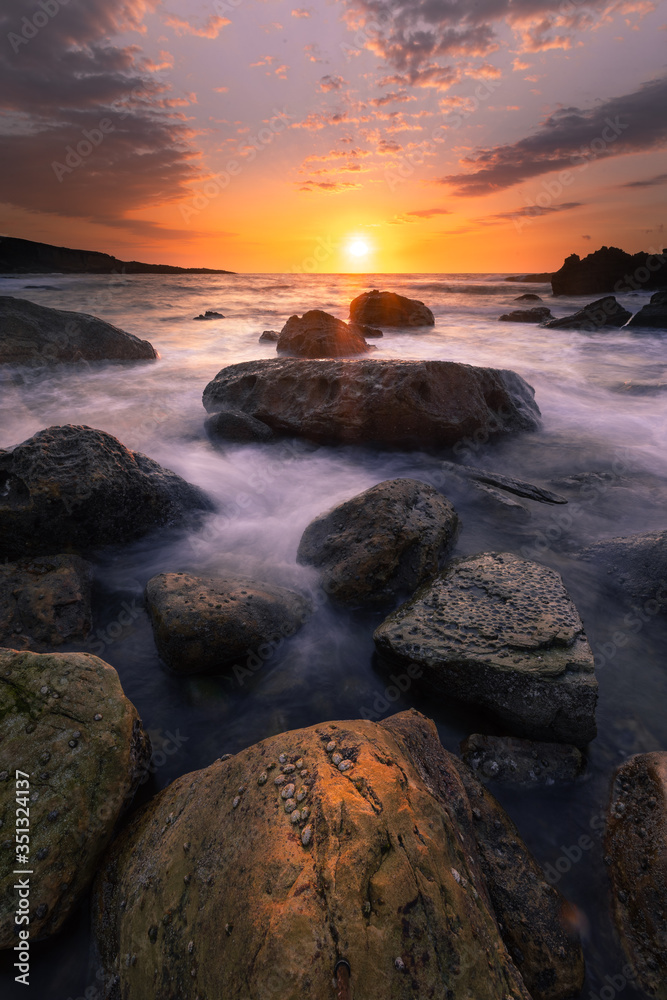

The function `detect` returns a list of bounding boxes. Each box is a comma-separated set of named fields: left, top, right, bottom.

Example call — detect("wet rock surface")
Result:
left=349, top=289, right=435, bottom=327
left=374, top=552, right=597, bottom=745
left=545, top=296, right=632, bottom=330
left=0, top=648, right=150, bottom=947
left=277, top=309, right=372, bottom=357
left=626, top=290, right=667, bottom=328
left=145, top=572, right=312, bottom=675
left=439, top=460, right=567, bottom=505
left=499, top=307, right=553, bottom=323
left=258, top=330, right=279, bottom=342
left=297, top=478, right=459, bottom=607
left=93, top=709, right=582, bottom=1000
left=0, top=555, right=92, bottom=651
left=579, top=529, right=667, bottom=607
left=204, top=409, right=274, bottom=445
left=0, top=296, right=157, bottom=364
left=0, top=424, right=213, bottom=560
left=202, top=358, right=541, bottom=449
left=605, top=751, right=667, bottom=999
left=460, top=734, right=585, bottom=786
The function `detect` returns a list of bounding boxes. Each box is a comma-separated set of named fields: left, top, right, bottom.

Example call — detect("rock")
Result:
left=0, top=296, right=157, bottom=364
left=605, top=752, right=667, bottom=998
left=144, top=572, right=312, bottom=675
left=505, top=272, right=554, bottom=283
left=93, top=709, right=582, bottom=1000
left=0, top=425, right=213, bottom=560
left=277, top=310, right=371, bottom=357
left=551, top=247, right=667, bottom=296
left=349, top=289, right=435, bottom=327
left=205, top=409, right=274, bottom=445
left=515, top=293, right=543, bottom=301
left=202, top=359, right=541, bottom=449
left=296, top=478, right=459, bottom=607
left=499, top=307, right=553, bottom=323
left=473, top=483, right=531, bottom=520
left=193, top=310, right=224, bottom=320
left=460, top=734, right=585, bottom=786
left=0, top=555, right=92, bottom=651
left=374, top=552, right=597, bottom=745
left=627, top=290, right=667, bottom=328
left=350, top=321, right=383, bottom=338
left=0, top=648, right=150, bottom=946
left=259, top=330, right=279, bottom=342
left=579, top=530, right=667, bottom=607
left=545, top=296, right=632, bottom=330
left=440, top=460, right=568, bottom=504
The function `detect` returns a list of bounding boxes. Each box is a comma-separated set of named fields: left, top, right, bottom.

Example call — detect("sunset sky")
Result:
left=1, top=0, right=666, bottom=272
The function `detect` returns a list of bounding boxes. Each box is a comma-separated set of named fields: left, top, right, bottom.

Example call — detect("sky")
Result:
left=0, top=0, right=666, bottom=272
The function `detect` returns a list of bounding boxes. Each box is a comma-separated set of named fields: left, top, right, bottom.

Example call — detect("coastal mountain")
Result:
left=0, top=237, right=235, bottom=275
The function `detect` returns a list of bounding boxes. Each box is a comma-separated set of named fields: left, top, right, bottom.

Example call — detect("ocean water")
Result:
left=1, top=271, right=666, bottom=999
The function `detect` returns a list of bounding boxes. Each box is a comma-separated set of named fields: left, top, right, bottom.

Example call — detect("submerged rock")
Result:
left=605, top=752, right=667, bottom=998
left=258, top=330, right=279, bottom=342
left=439, top=460, right=567, bottom=505
left=145, top=572, right=312, bottom=675
left=0, top=648, right=150, bottom=947
left=374, top=552, right=597, bottom=745
left=351, top=321, right=383, bottom=338
left=515, top=293, right=543, bottom=301
left=193, top=310, right=224, bottom=320
left=277, top=309, right=371, bottom=357
left=0, top=295, right=157, bottom=364
left=579, top=529, right=667, bottom=607
left=0, top=424, right=213, bottom=560
left=205, top=409, right=274, bottom=445
left=460, top=734, right=585, bottom=786
left=297, top=478, right=459, bottom=607
left=0, top=554, right=92, bottom=650
left=499, top=307, right=552, bottom=323
left=93, top=709, right=583, bottom=1000
left=349, top=289, right=435, bottom=327
left=626, top=290, right=667, bottom=329
left=545, top=296, right=631, bottom=331
left=202, top=359, right=541, bottom=449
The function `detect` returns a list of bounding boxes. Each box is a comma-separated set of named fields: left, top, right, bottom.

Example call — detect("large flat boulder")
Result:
left=277, top=310, right=372, bottom=357
left=374, top=552, right=597, bottom=745
left=0, top=296, right=157, bottom=363
left=297, top=478, right=459, bottom=607
left=544, top=296, right=631, bottom=331
left=0, top=554, right=92, bottom=650
left=145, top=572, right=312, bottom=675
left=93, top=709, right=582, bottom=1000
left=350, top=289, right=435, bottom=326
left=0, top=425, right=213, bottom=559
left=551, top=247, right=667, bottom=296
left=0, top=648, right=150, bottom=946
left=605, top=752, right=667, bottom=999
left=202, top=359, right=541, bottom=449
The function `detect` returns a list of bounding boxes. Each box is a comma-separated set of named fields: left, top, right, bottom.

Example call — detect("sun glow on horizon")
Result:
left=347, top=238, right=371, bottom=259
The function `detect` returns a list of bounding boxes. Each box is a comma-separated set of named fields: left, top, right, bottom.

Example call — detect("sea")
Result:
left=1, top=271, right=666, bottom=999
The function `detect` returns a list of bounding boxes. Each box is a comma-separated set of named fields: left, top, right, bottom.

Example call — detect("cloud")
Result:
left=370, top=91, right=415, bottom=106
left=440, top=75, right=667, bottom=195
left=164, top=14, right=230, bottom=38
left=481, top=202, right=583, bottom=222
left=320, top=75, right=347, bottom=92
left=622, top=171, right=667, bottom=187
left=299, top=180, right=362, bottom=193
left=0, top=0, right=203, bottom=233
left=291, top=8, right=311, bottom=16
left=406, top=207, right=452, bottom=219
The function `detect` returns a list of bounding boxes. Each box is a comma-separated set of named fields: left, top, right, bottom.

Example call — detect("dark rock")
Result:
left=472, top=483, right=531, bottom=520
left=205, top=409, right=274, bottom=445
left=499, top=307, right=553, bottom=323
left=0, top=648, right=150, bottom=946
left=93, top=709, right=582, bottom=1000
left=374, top=552, right=597, bottom=745
left=627, top=289, right=667, bottom=328
left=277, top=310, right=371, bottom=357
left=505, top=272, right=553, bottom=283
left=297, top=478, right=459, bottom=607
left=440, top=460, right=568, bottom=504
left=460, top=734, right=585, bottom=786
left=515, top=293, right=543, bottom=301
left=350, top=321, right=383, bottom=338
left=605, top=752, right=667, bottom=998
left=0, top=296, right=157, bottom=364
left=259, top=330, right=279, bottom=342
left=0, top=424, right=213, bottom=560
left=545, top=296, right=631, bottom=330
left=0, top=555, right=92, bottom=650
left=145, top=572, right=312, bottom=675
left=193, top=310, right=224, bottom=320
left=202, top=359, right=541, bottom=449
left=551, top=246, right=667, bottom=296
left=349, top=289, right=435, bottom=327
left=579, top=530, right=667, bottom=607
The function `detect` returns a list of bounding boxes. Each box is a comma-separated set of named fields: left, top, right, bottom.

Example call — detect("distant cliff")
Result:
left=0, top=237, right=235, bottom=275
left=551, top=246, right=667, bottom=296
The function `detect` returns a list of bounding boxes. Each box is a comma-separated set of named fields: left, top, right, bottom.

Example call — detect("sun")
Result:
left=347, top=238, right=370, bottom=258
